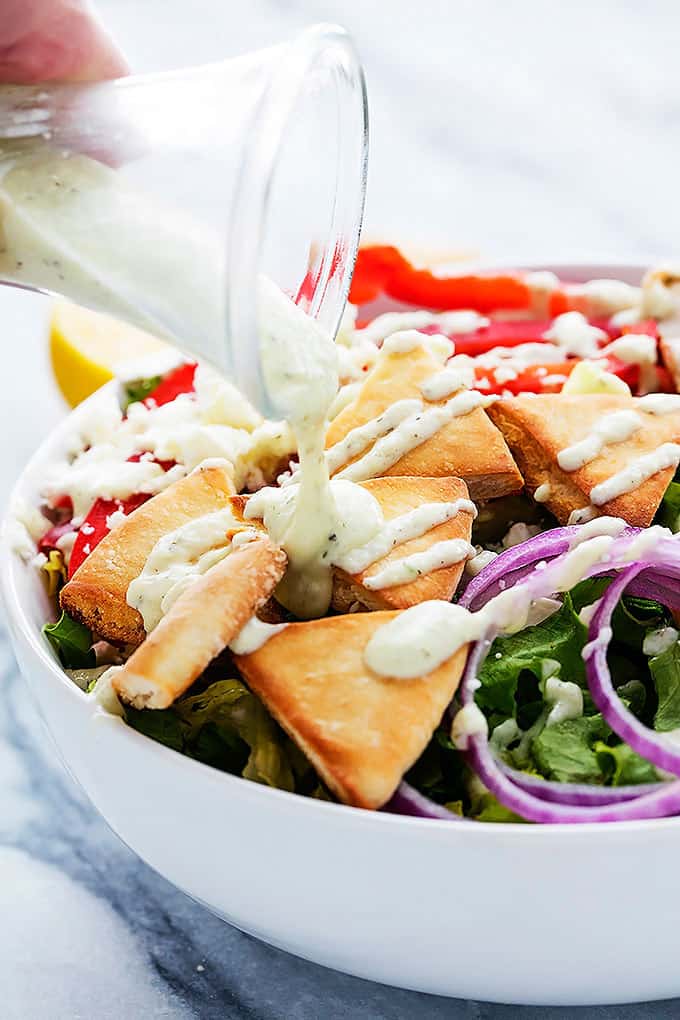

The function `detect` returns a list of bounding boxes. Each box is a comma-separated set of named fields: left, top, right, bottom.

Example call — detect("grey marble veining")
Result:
left=3, top=1, right=680, bottom=1016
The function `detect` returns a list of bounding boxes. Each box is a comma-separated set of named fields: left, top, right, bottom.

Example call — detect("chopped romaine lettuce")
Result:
left=126, top=678, right=316, bottom=793
left=43, top=611, right=96, bottom=669
left=531, top=714, right=608, bottom=784
left=650, top=641, right=680, bottom=732
left=475, top=595, right=587, bottom=717
left=123, top=375, right=161, bottom=408
left=656, top=479, right=680, bottom=534
left=594, top=741, right=659, bottom=786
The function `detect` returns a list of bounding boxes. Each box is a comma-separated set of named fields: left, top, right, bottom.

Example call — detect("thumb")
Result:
left=0, top=0, right=128, bottom=84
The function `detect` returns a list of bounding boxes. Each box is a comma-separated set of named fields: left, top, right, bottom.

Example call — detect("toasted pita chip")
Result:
left=235, top=611, right=468, bottom=809
left=332, top=476, right=474, bottom=612
left=113, top=537, right=287, bottom=709
left=325, top=344, right=522, bottom=500
left=61, top=464, right=241, bottom=647
left=489, top=394, right=680, bottom=527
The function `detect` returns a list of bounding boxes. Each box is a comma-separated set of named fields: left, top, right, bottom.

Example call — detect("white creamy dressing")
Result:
left=380, top=329, right=453, bottom=358
left=501, top=522, right=542, bottom=548
left=127, top=508, right=255, bottom=632
left=334, top=390, right=496, bottom=483
left=525, top=270, right=560, bottom=294
left=247, top=483, right=477, bottom=595
left=542, top=312, right=607, bottom=358
left=450, top=702, right=489, bottom=750
left=582, top=626, right=614, bottom=662
left=637, top=393, right=680, bottom=415
left=245, top=477, right=384, bottom=618
left=418, top=355, right=475, bottom=400
left=643, top=627, right=679, bottom=658
left=362, top=538, right=475, bottom=590
left=337, top=499, right=477, bottom=575
left=601, top=334, right=657, bottom=366
left=230, top=277, right=342, bottom=619
left=228, top=616, right=289, bottom=655
left=556, top=410, right=642, bottom=471
left=590, top=443, right=680, bottom=506
left=575, top=279, right=642, bottom=315
left=544, top=675, right=583, bottom=726
left=0, top=148, right=233, bottom=366
left=464, top=548, right=498, bottom=577
left=568, top=516, right=627, bottom=544
left=365, top=533, right=617, bottom=679
left=567, top=506, right=599, bottom=525
left=325, top=399, right=423, bottom=475
left=356, top=309, right=488, bottom=346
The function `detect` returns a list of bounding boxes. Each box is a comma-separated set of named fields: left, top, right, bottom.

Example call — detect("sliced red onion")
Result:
left=466, top=734, right=680, bottom=823
left=499, top=762, right=666, bottom=806
left=387, top=525, right=680, bottom=824
left=585, top=563, right=680, bottom=778
left=384, top=782, right=467, bottom=821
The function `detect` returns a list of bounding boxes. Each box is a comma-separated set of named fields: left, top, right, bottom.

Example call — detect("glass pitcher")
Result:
left=0, top=23, right=368, bottom=415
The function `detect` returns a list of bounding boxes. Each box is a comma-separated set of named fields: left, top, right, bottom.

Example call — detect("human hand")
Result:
left=0, top=0, right=127, bottom=83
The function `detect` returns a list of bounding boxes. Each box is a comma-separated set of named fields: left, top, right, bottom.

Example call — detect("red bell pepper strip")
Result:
left=144, top=362, right=197, bottom=407
left=436, top=319, right=555, bottom=357
left=472, top=354, right=642, bottom=398
left=472, top=361, right=575, bottom=396
left=69, top=492, right=150, bottom=577
left=349, top=245, right=568, bottom=313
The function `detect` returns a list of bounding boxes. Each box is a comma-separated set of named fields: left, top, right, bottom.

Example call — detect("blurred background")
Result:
left=5, top=0, right=680, bottom=500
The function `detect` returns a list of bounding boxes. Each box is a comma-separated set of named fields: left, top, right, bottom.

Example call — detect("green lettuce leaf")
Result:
left=656, top=479, right=680, bottom=533
left=476, top=595, right=587, bottom=716
left=594, top=741, right=659, bottom=786
left=650, top=641, right=680, bottom=732
left=126, top=678, right=304, bottom=792
left=43, top=611, right=96, bottom=669
left=123, top=375, right=161, bottom=408
left=531, top=715, right=609, bottom=784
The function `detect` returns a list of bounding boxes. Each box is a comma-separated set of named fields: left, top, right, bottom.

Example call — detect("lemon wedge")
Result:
left=49, top=301, right=170, bottom=407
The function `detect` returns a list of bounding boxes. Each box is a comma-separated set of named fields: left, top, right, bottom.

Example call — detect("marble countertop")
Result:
left=3, top=1, right=680, bottom=1016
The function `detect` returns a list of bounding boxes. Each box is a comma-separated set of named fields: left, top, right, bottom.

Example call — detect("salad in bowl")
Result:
left=8, top=244, right=680, bottom=828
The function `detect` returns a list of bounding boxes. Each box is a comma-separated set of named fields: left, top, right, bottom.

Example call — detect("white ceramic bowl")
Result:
left=3, top=262, right=680, bottom=1007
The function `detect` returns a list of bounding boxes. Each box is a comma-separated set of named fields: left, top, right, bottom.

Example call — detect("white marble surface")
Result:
left=4, top=1, right=680, bottom=1016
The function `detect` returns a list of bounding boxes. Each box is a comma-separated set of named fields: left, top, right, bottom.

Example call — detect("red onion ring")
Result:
left=391, top=523, right=680, bottom=823
left=585, top=563, right=680, bottom=777
left=465, top=734, right=680, bottom=823
left=384, top=782, right=467, bottom=821
left=499, top=762, right=666, bottom=805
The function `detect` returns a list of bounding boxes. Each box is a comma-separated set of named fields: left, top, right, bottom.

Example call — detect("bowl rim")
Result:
left=4, top=256, right=680, bottom=842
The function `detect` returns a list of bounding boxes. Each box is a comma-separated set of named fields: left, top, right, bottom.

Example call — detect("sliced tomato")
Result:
left=69, top=492, right=150, bottom=577
left=144, top=362, right=197, bottom=407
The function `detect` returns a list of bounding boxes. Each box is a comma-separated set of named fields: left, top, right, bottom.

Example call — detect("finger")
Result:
left=0, top=0, right=128, bottom=84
